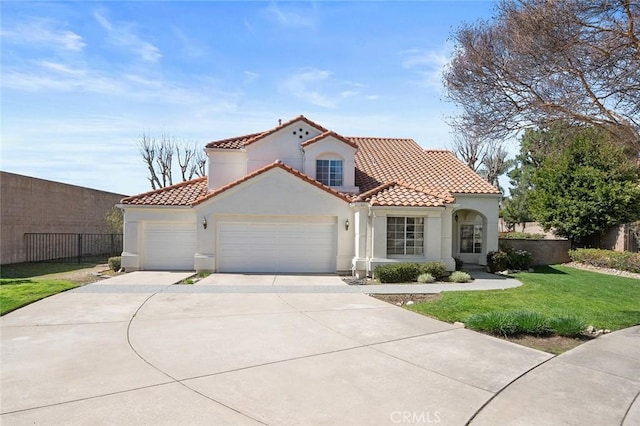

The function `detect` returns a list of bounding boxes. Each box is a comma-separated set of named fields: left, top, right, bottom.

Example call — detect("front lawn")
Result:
left=410, top=265, right=640, bottom=331
left=0, top=263, right=92, bottom=315
left=0, top=278, right=78, bottom=315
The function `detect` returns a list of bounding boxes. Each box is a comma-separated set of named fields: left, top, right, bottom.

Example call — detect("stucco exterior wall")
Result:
left=499, top=239, right=571, bottom=265
left=197, top=168, right=354, bottom=272
left=0, top=172, right=126, bottom=265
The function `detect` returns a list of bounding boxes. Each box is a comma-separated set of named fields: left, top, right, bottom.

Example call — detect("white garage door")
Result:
left=218, top=219, right=336, bottom=273
left=143, top=222, right=196, bottom=270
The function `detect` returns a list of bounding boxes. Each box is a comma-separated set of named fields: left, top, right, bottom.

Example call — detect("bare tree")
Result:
left=444, top=0, right=640, bottom=150
left=480, top=143, right=513, bottom=189
left=139, top=134, right=206, bottom=190
left=451, top=131, right=487, bottom=172
left=139, top=133, right=162, bottom=190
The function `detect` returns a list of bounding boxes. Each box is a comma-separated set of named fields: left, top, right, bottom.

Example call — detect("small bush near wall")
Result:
left=419, top=261, right=447, bottom=279
left=108, top=256, right=121, bottom=272
left=499, top=232, right=546, bottom=240
left=375, top=263, right=421, bottom=283
left=569, top=248, right=640, bottom=273
left=487, top=246, right=534, bottom=273
left=375, top=261, right=448, bottom=283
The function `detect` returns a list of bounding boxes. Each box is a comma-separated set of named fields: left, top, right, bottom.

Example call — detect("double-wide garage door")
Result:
left=218, top=220, right=336, bottom=273
left=142, top=222, right=196, bottom=270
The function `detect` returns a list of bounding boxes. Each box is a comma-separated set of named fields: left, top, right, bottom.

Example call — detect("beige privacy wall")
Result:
left=0, top=172, right=127, bottom=265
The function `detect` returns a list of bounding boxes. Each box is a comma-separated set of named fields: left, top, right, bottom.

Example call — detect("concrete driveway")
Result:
left=1, top=272, right=637, bottom=425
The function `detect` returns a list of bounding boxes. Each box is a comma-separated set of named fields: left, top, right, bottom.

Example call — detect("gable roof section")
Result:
left=120, top=177, right=208, bottom=206
left=206, top=115, right=329, bottom=149
left=121, top=161, right=350, bottom=207
left=351, top=137, right=500, bottom=197
left=301, top=131, right=358, bottom=150
left=354, top=181, right=455, bottom=207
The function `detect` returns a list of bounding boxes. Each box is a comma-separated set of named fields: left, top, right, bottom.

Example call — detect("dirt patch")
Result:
left=371, top=293, right=441, bottom=306
left=39, top=264, right=116, bottom=285
left=503, top=335, right=590, bottom=355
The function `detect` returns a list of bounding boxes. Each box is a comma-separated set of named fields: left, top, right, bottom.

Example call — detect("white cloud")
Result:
left=281, top=68, right=361, bottom=109
left=264, top=2, right=317, bottom=29
left=94, top=10, right=162, bottom=63
left=0, top=18, right=86, bottom=52
left=400, top=45, right=452, bottom=91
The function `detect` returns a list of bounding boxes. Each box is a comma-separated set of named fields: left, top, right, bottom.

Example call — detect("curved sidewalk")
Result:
left=471, top=325, right=640, bottom=425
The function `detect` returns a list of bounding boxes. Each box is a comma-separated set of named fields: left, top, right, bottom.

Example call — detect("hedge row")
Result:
left=569, top=248, right=640, bottom=274
left=487, top=246, right=534, bottom=272
left=374, top=261, right=447, bottom=283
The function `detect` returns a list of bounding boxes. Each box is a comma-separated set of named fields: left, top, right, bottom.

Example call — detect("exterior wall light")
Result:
left=202, top=217, right=208, bottom=229
left=345, top=219, right=350, bottom=231
left=454, top=213, right=459, bottom=222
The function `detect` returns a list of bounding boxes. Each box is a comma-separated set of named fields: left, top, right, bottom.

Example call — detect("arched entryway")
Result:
left=452, top=209, right=488, bottom=265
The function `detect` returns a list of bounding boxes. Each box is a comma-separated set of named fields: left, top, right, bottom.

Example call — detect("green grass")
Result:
left=1, top=278, right=78, bottom=315
left=0, top=262, right=99, bottom=279
left=0, top=263, right=89, bottom=315
left=411, top=265, right=640, bottom=331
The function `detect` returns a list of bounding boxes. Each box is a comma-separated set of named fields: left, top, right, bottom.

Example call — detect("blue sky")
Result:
left=1, top=1, right=498, bottom=196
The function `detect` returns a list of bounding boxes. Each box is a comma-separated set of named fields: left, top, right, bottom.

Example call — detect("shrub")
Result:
left=511, top=311, right=551, bottom=336
left=108, top=256, right=121, bottom=272
left=454, top=257, right=464, bottom=271
left=374, top=263, right=420, bottom=283
left=549, top=316, right=587, bottom=337
left=569, top=248, right=640, bottom=274
left=417, top=273, right=436, bottom=283
left=487, top=246, right=534, bottom=272
left=510, top=250, right=534, bottom=270
left=500, top=232, right=546, bottom=240
left=419, top=261, right=447, bottom=279
left=466, top=312, right=518, bottom=337
left=449, top=271, right=472, bottom=283
left=487, top=250, right=510, bottom=272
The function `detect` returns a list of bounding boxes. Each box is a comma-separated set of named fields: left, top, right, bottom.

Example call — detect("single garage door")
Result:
left=143, top=222, right=196, bottom=270
left=218, top=219, right=336, bottom=273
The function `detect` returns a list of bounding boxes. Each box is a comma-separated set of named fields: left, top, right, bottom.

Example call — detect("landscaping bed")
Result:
left=373, top=265, right=640, bottom=354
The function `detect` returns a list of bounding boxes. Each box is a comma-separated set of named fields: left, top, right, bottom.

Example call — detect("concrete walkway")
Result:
left=72, top=269, right=522, bottom=294
left=1, top=271, right=638, bottom=425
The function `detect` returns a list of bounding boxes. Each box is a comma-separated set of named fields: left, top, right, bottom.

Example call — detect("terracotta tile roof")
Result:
left=301, top=131, right=358, bottom=149
left=121, top=161, right=350, bottom=207
left=120, top=177, right=208, bottom=206
left=354, top=181, right=455, bottom=207
left=125, top=116, right=499, bottom=208
left=206, top=115, right=328, bottom=149
left=205, top=132, right=263, bottom=149
left=350, top=137, right=500, bottom=197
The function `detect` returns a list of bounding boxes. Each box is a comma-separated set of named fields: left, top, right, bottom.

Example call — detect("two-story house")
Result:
left=119, top=115, right=500, bottom=277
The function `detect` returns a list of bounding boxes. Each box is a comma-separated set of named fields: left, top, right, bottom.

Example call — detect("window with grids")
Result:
left=460, top=224, right=483, bottom=254
left=316, top=160, right=343, bottom=186
left=387, top=217, right=424, bottom=256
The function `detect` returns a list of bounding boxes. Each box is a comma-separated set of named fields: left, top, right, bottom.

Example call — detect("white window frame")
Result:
left=386, top=217, right=424, bottom=256
left=316, top=159, right=343, bottom=186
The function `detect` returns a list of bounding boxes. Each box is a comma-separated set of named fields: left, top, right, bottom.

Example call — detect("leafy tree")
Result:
left=104, top=205, right=123, bottom=234
left=502, top=123, right=575, bottom=228
left=444, top=0, right=640, bottom=151
left=528, top=127, right=640, bottom=244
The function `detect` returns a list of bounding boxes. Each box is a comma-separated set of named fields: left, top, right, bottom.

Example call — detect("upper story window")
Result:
left=316, top=159, right=343, bottom=186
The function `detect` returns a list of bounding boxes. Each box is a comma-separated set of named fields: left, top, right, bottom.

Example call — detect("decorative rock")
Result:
left=406, top=301, right=415, bottom=306
left=453, top=322, right=465, bottom=328
left=586, top=325, right=595, bottom=333
left=396, top=302, right=403, bottom=306
left=604, top=329, right=611, bottom=334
